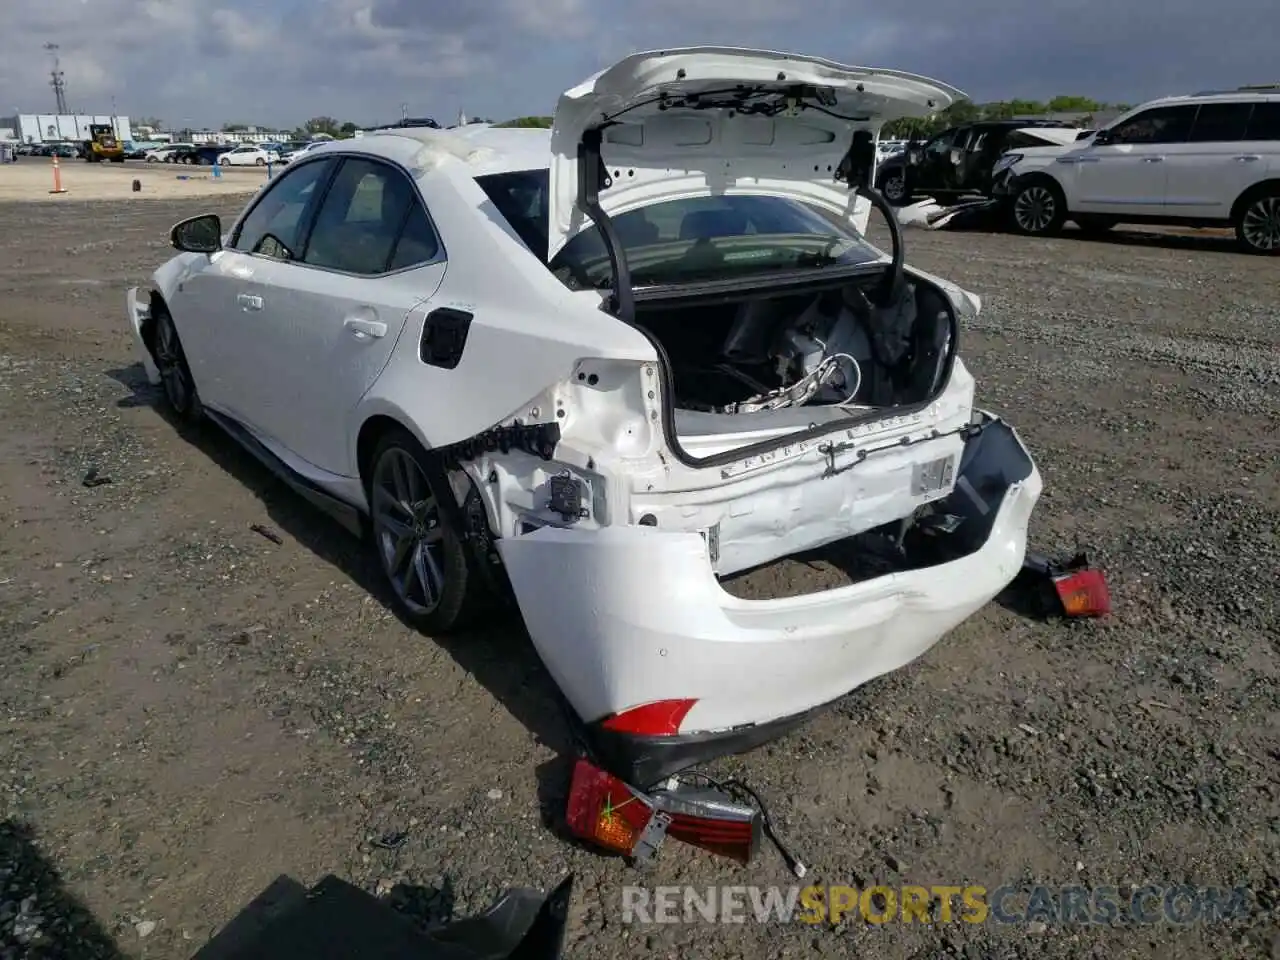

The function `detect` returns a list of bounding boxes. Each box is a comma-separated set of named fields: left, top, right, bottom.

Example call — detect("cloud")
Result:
left=0, top=0, right=1271, bottom=130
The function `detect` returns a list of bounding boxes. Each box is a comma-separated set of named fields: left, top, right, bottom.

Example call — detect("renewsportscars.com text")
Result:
left=621, top=884, right=1253, bottom=926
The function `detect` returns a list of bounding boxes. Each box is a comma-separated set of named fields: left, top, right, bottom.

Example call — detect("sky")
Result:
left=1, top=0, right=1276, bottom=130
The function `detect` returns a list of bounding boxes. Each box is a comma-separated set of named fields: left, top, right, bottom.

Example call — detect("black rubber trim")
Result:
left=582, top=705, right=826, bottom=789
left=204, top=409, right=365, bottom=537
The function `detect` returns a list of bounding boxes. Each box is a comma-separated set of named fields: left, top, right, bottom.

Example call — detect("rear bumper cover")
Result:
left=499, top=413, right=1040, bottom=784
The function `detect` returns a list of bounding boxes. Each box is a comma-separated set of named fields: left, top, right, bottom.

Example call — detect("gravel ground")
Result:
left=0, top=199, right=1277, bottom=959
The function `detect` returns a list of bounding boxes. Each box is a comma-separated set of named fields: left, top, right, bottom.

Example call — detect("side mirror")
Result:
left=1091, top=129, right=1113, bottom=146
left=908, top=148, right=923, bottom=165
left=171, top=214, right=222, bottom=253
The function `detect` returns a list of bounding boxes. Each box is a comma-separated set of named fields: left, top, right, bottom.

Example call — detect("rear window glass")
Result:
left=475, top=168, right=881, bottom=290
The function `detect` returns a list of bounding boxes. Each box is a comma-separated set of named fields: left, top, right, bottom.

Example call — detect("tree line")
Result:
left=146, top=95, right=1131, bottom=142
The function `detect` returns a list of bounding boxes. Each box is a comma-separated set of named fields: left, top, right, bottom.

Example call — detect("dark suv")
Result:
left=875, top=120, right=1082, bottom=205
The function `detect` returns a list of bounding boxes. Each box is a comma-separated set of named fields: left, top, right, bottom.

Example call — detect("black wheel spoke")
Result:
left=372, top=447, right=448, bottom=618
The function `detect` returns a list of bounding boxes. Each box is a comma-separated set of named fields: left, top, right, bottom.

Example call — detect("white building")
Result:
left=0, top=114, right=134, bottom=144
left=185, top=126, right=292, bottom=145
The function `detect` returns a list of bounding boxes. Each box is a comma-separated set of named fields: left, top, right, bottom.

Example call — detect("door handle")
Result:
left=1141, top=156, right=1165, bottom=163
left=1234, top=154, right=1261, bottom=162
left=237, top=293, right=264, bottom=310
left=344, top=317, right=387, bottom=340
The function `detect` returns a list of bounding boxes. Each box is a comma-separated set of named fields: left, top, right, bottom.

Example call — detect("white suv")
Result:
left=993, top=88, right=1280, bottom=254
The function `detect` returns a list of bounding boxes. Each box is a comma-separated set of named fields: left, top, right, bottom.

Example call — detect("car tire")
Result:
left=1075, top=215, right=1118, bottom=234
left=255, top=157, right=266, bottom=166
left=879, top=170, right=910, bottom=206
left=1234, top=186, right=1280, bottom=255
left=147, top=156, right=157, bottom=163
left=151, top=305, right=204, bottom=425
left=366, top=428, right=487, bottom=635
left=1010, top=178, right=1067, bottom=236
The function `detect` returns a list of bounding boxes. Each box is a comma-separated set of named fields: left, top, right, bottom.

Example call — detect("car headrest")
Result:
left=679, top=208, right=748, bottom=241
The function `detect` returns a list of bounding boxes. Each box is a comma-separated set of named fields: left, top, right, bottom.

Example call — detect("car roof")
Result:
left=1138, top=88, right=1280, bottom=108
left=313, top=126, right=552, bottom=177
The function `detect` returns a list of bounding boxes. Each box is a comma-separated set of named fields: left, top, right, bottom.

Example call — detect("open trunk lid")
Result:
left=548, top=46, right=964, bottom=259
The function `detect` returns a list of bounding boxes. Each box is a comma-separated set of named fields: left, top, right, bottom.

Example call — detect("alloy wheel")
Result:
left=1241, top=196, right=1280, bottom=252
left=371, top=448, right=448, bottom=617
left=1014, top=185, right=1057, bottom=233
left=882, top=174, right=906, bottom=203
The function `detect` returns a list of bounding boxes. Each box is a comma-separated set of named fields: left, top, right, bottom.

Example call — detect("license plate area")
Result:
left=911, top=455, right=955, bottom=497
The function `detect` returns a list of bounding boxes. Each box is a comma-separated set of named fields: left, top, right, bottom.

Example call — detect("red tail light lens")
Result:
left=564, top=758, right=654, bottom=855
left=600, top=699, right=697, bottom=736
left=663, top=809, right=760, bottom=865
left=1053, top=568, right=1111, bottom=617
left=565, top=759, right=763, bottom=866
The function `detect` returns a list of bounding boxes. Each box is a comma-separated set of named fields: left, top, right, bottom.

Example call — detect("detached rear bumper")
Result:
left=499, top=414, right=1041, bottom=785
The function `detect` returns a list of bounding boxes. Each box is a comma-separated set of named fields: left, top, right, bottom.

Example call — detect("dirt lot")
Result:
left=1, top=198, right=1277, bottom=959
left=0, top=160, right=268, bottom=202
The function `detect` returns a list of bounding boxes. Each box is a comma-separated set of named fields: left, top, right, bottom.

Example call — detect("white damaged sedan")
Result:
left=127, top=47, right=1041, bottom=786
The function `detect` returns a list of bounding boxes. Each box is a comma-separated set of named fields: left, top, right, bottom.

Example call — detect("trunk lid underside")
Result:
left=547, top=46, right=965, bottom=258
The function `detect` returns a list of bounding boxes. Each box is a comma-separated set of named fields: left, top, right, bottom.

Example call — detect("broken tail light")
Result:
left=1053, top=567, right=1111, bottom=617
left=1016, top=550, right=1112, bottom=619
left=651, top=784, right=761, bottom=866
left=565, top=759, right=762, bottom=866
left=565, top=758, right=663, bottom=860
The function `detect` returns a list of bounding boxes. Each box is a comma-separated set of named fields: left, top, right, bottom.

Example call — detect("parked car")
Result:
left=147, top=143, right=195, bottom=163
left=126, top=48, right=1042, bottom=786
left=875, top=119, right=1083, bottom=205
left=181, top=144, right=233, bottom=165
left=217, top=144, right=278, bottom=166
left=877, top=138, right=907, bottom=162
left=279, top=141, right=320, bottom=163
left=993, top=87, right=1280, bottom=253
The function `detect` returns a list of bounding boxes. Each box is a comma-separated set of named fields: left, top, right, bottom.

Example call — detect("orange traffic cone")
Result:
left=49, top=155, right=67, bottom=195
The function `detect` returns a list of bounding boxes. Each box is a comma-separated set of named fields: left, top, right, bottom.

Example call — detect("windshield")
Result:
left=475, top=169, right=881, bottom=291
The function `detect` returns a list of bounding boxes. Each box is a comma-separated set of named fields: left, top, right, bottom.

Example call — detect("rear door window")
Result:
left=1187, top=103, right=1253, bottom=142
left=302, top=158, right=436, bottom=275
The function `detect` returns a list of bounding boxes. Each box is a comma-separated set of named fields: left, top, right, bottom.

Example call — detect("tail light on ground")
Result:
left=1016, top=550, right=1112, bottom=619
left=565, top=758, right=761, bottom=865
left=1053, top=567, right=1111, bottom=617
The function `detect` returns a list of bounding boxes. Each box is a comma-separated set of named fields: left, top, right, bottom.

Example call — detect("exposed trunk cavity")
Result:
left=631, top=273, right=956, bottom=439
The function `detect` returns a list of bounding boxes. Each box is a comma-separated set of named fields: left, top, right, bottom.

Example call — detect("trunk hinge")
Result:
left=577, top=126, right=634, bottom=324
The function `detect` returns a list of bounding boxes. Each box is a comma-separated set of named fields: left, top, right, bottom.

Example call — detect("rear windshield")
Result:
left=476, top=169, right=881, bottom=290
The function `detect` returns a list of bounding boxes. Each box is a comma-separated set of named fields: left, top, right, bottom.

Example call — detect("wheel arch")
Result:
left=140, top=288, right=172, bottom=356
left=1230, top=178, right=1280, bottom=223
left=1015, top=169, right=1066, bottom=195
left=356, top=414, right=416, bottom=489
